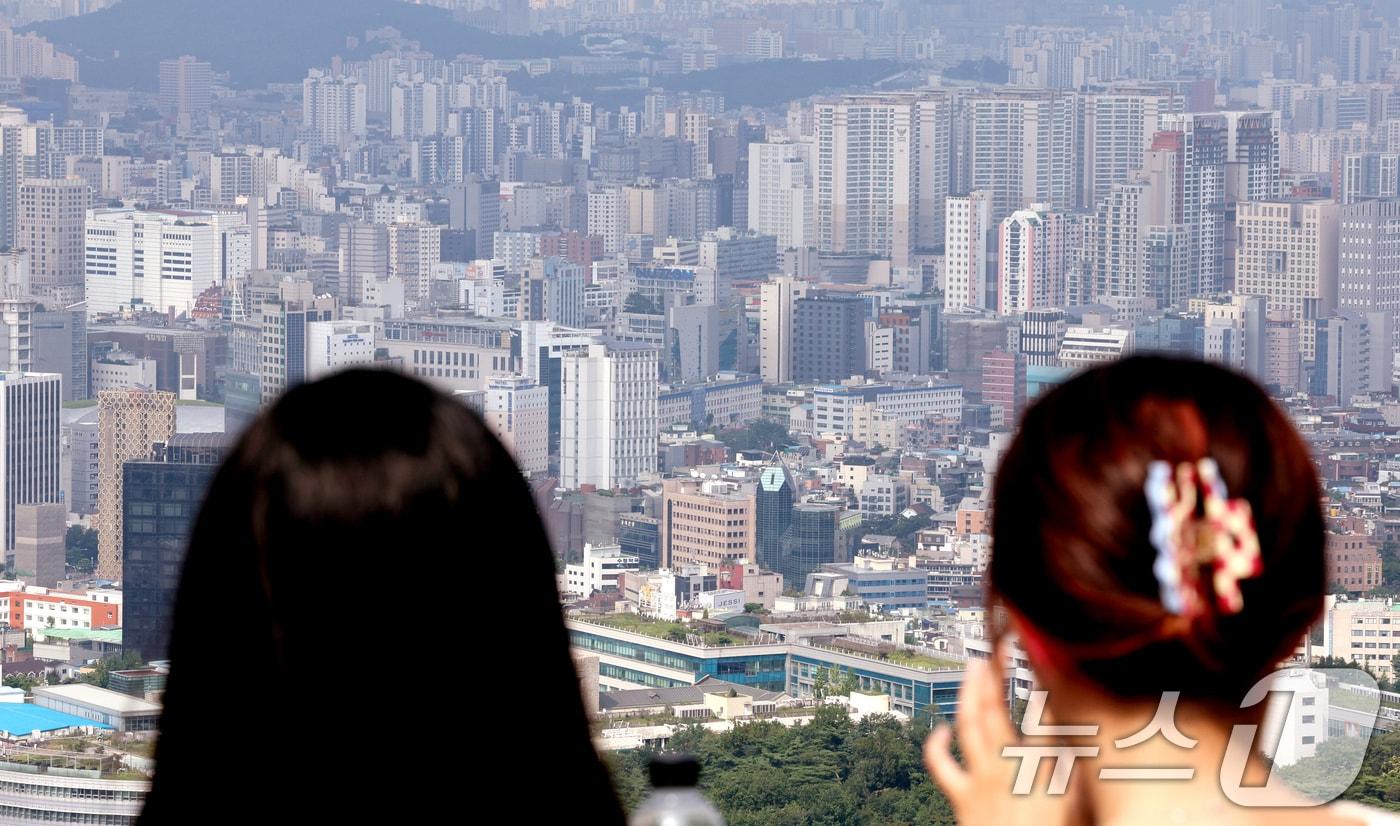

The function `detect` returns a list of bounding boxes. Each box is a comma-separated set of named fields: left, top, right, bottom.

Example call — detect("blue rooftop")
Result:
left=0, top=703, right=113, bottom=735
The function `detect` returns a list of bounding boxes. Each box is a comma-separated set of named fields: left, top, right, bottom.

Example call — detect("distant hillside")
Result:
left=511, top=59, right=909, bottom=111
left=27, top=0, right=582, bottom=90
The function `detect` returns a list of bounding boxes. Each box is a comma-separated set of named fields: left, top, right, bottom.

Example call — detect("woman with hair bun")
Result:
left=925, top=356, right=1400, bottom=825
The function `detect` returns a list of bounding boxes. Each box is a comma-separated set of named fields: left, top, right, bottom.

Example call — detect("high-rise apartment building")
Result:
left=302, top=69, right=368, bottom=148
left=961, top=89, right=1077, bottom=221
left=96, top=389, right=176, bottom=580
left=944, top=192, right=991, bottom=311
left=814, top=93, right=950, bottom=266
left=1235, top=200, right=1339, bottom=361
left=998, top=205, right=1070, bottom=314
left=1079, top=87, right=1183, bottom=208
left=1156, top=111, right=1281, bottom=296
left=746, top=139, right=813, bottom=250
left=387, top=222, right=443, bottom=306
left=559, top=341, right=658, bottom=490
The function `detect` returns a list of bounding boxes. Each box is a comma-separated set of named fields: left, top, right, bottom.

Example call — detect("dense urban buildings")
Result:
left=0, top=2, right=1396, bottom=819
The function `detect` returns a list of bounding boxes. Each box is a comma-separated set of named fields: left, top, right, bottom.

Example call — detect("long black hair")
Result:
left=139, top=369, right=624, bottom=823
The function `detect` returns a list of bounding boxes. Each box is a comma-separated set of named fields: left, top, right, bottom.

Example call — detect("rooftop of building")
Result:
left=32, top=684, right=161, bottom=715
left=0, top=703, right=113, bottom=735
left=598, top=679, right=783, bottom=713
left=35, top=628, right=121, bottom=645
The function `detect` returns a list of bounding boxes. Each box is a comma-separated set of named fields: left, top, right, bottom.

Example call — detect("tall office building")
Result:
left=448, top=178, right=501, bottom=260
left=482, top=376, right=549, bottom=478
left=779, top=502, right=847, bottom=589
left=122, top=435, right=223, bottom=661
left=1313, top=312, right=1393, bottom=401
left=84, top=209, right=251, bottom=318
left=33, top=302, right=85, bottom=400
left=1235, top=200, right=1339, bottom=361
left=0, top=373, right=60, bottom=560
left=998, top=205, right=1069, bottom=314
left=660, top=477, right=756, bottom=569
left=791, top=293, right=865, bottom=383
left=95, top=389, right=176, bottom=580
left=755, top=465, right=794, bottom=573
left=242, top=274, right=336, bottom=405
left=814, top=92, right=950, bottom=266
left=302, top=69, right=368, bottom=148
left=559, top=342, right=658, bottom=490
left=18, top=177, right=89, bottom=307
left=758, top=276, right=808, bottom=385
left=961, top=89, right=1077, bottom=221
left=13, top=502, right=63, bottom=589
left=746, top=139, right=813, bottom=250
left=944, top=192, right=991, bottom=311
left=337, top=219, right=389, bottom=305
left=158, top=56, right=212, bottom=119
left=1339, top=198, right=1400, bottom=358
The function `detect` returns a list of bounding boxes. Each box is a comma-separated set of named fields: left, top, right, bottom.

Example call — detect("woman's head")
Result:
left=990, top=356, right=1324, bottom=706
left=141, top=370, right=622, bottom=823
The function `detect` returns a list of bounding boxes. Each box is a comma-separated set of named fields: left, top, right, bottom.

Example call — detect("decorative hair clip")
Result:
left=1144, top=459, right=1263, bottom=618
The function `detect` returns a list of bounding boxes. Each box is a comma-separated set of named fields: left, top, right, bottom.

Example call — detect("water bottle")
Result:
left=630, top=754, right=725, bottom=826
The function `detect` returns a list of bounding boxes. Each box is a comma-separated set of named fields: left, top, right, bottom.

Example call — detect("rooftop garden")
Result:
left=585, top=614, right=739, bottom=647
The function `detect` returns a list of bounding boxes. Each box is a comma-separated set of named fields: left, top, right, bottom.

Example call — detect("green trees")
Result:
left=718, top=421, right=796, bottom=453
left=607, top=709, right=954, bottom=824
left=65, top=526, right=98, bottom=571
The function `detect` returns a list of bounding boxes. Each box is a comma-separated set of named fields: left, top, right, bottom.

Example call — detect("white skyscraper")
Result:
left=998, top=205, right=1069, bottom=315
left=0, top=372, right=60, bottom=554
left=814, top=92, right=951, bottom=266
left=759, top=276, right=808, bottom=384
left=84, top=208, right=251, bottom=318
left=944, top=192, right=991, bottom=312
left=560, top=342, right=659, bottom=490
left=747, top=139, right=813, bottom=250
